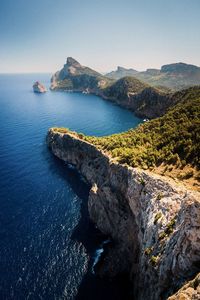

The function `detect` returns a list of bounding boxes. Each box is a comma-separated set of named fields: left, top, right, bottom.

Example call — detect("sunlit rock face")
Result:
left=47, top=128, right=200, bottom=300
left=167, top=273, right=200, bottom=300
left=33, top=81, right=47, bottom=93
left=50, top=56, right=111, bottom=93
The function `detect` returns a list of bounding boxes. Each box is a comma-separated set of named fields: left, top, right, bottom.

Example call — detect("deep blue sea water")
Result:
left=0, top=74, right=141, bottom=300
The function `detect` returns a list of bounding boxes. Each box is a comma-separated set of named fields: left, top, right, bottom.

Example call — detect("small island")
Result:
left=33, top=81, right=47, bottom=93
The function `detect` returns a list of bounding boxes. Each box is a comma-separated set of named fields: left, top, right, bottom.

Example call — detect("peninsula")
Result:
left=50, top=57, right=200, bottom=119
left=47, top=76, right=200, bottom=299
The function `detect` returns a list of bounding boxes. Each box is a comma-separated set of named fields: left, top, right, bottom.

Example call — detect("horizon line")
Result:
left=0, top=59, right=200, bottom=75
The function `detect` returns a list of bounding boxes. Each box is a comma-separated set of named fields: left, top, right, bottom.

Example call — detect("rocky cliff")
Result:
left=50, top=57, right=176, bottom=119
left=33, top=81, right=47, bottom=93
left=50, top=57, right=112, bottom=92
left=47, top=128, right=200, bottom=300
left=103, top=80, right=174, bottom=118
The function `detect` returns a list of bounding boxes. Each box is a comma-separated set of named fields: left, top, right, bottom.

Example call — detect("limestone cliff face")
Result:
left=47, top=129, right=200, bottom=300
left=50, top=57, right=112, bottom=92
left=102, top=84, right=173, bottom=118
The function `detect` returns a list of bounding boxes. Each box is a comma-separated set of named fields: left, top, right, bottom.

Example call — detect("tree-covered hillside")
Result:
left=53, top=86, right=200, bottom=189
left=85, top=86, right=200, bottom=170
left=103, top=76, right=148, bottom=100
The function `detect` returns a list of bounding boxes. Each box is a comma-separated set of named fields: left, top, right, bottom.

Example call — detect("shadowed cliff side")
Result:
left=47, top=128, right=200, bottom=300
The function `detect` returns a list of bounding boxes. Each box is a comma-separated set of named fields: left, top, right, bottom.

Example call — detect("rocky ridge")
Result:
left=47, top=128, right=200, bottom=300
left=106, top=66, right=138, bottom=80
left=107, top=62, right=200, bottom=90
left=51, top=57, right=112, bottom=92
left=50, top=57, right=176, bottom=119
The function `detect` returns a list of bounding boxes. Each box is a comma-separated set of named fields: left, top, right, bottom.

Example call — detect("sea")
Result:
left=0, top=74, right=141, bottom=300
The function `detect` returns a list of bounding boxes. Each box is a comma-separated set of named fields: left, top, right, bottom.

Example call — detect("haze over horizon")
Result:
left=0, top=0, right=200, bottom=73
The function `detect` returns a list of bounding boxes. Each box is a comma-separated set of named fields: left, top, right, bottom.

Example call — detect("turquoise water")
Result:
left=0, top=74, right=141, bottom=299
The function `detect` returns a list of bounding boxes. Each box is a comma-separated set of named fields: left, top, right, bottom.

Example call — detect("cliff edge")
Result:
left=47, top=128, right=200, bottom=300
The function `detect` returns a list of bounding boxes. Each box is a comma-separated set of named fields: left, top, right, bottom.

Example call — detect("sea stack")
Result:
left=33, top=81, right=47, bottom=93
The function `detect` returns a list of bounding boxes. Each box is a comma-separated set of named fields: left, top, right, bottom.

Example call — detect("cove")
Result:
left=0, top=74, right=141, bottom=299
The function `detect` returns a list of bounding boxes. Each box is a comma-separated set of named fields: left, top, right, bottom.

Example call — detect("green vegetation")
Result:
left=139, top=177, right=146, bottom=187
left=103, top=76, right=148, bottom=100
left=158, top=231, right=167, bottom=241
left=154, top=212, right=162, bottom=224
left=165, top=217, right=176, bottom=235
left=83, top=86, right=200, bottom=173
left=52, top=57, right=178, bottom=119
left=53, top=127, right=70, bottom=133
left=158, top=217, right=176, bottom=240
left=150, top=255, right=159, bottom=266
left=144, top=247, right=153, bottom=256
left=53, top=86, right=200, bottom=188
left=54, top=79, right=74, bottom=90
left=156, top=193, right=163, bottom=201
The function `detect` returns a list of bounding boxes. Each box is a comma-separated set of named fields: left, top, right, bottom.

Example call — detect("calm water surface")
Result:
left=0, top=74, right=141, bottom=299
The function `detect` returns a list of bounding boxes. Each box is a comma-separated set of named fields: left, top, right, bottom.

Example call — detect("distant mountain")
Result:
left=51, top=57, right=113, bottom=92
left=135, top=62, right=200, bottom=90
left=106, top=66, right=138, bottom=80
left=106, top=62, right=200, bottom=90
left=51, top=58, right=175, bottom=119
left=160, top=62, right=200, bottom=74
left=51, top=58, right=200, bottom=119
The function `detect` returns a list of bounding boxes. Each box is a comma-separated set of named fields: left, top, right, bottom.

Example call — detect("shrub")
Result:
left=154, top=212, right=162, bottom=224
left=156, top=193, right=163, bottom=201
left=57, top=86, right=200, bottom=176
left=183, top=170, right=194, bottom=179
left=144, top=247, right=153, bottom=255
left=158, top=217, right=176, bottom=240
left=158, top=231, right=167, bottom=240
left=140, top=177, right=145, bottom=187
left=150, top=255, right=159, bottom=266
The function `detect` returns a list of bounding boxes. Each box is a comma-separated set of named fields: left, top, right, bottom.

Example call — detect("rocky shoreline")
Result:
left=47, top=128, right=200, bottom=300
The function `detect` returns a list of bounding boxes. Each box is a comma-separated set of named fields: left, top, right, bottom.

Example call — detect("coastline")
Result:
left=47, top=128, right=200, bottom=300
left=50, top=85, right=171, bottom=120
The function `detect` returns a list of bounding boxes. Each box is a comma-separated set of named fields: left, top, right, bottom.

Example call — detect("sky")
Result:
left=0, top=0, right=200, bottom=73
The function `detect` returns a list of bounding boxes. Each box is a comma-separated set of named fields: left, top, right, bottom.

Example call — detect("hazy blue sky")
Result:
left=0, top=0, right=199, bottom=73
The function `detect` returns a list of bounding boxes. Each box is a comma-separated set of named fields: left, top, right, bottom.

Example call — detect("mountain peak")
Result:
left=66, top=57, right=81, bottom=67
left=161, top=62, right=200, bottom=74
left=117, top=66, right=126, bottom=71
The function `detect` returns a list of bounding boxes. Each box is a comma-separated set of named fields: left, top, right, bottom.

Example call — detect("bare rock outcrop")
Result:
left=167, top=272, right=200, bottom=300
left=47, top=128, right=200, bottom=299
left=33, top=81, right=47, bottom=93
